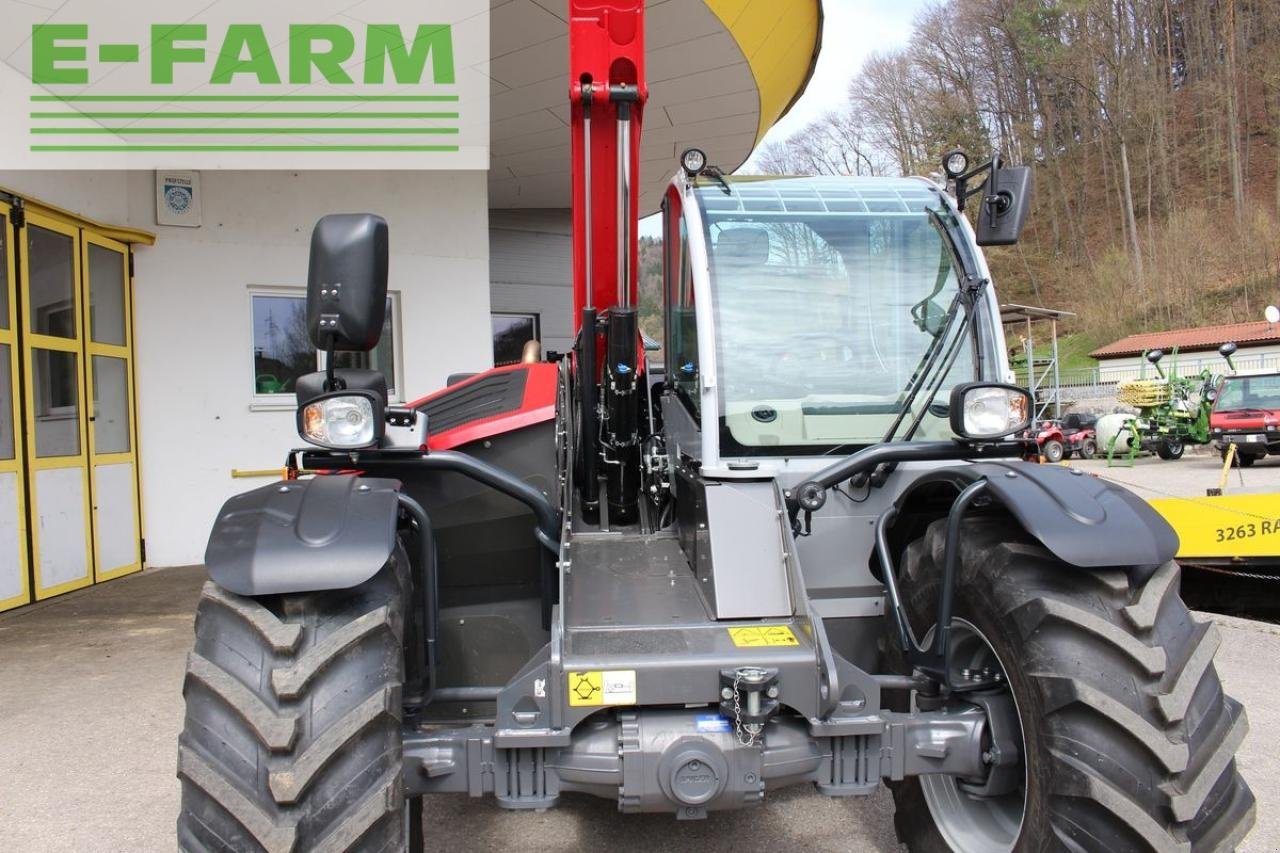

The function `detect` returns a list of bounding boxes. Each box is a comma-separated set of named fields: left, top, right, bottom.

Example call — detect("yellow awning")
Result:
left=707, top=0, right=823, bottom=145
left=0, top=185, right=156, bottom=246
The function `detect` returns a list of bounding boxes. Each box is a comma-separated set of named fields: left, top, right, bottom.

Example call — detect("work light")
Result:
left=298, top=390, right=384, bottom=449
left=943, top=149, right=969, bottom=179
left=681, top=147, right=707, bottom=176
left=950, top=383, right=1032, bottom=440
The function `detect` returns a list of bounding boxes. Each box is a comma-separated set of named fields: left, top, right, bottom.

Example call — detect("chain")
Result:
left=1186, top=563, right=1280, bottom=582
left=730, top=670, right=760, bottom=748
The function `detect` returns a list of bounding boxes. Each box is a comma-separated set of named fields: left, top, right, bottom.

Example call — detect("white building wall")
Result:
left=489, top=209, right=573, bottom=355
left=0, top=170, right=491, bottom=567
left=1096, top=343, right=1280, bottom=382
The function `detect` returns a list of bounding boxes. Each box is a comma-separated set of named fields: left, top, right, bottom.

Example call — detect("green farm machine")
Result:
left=1101, top=343, right=1238, bottom=464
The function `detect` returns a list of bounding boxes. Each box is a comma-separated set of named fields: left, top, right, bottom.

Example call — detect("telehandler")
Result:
left=177, top=3, right=1254, bottom=850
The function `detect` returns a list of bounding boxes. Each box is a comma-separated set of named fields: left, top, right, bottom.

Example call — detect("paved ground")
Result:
left=0, top=564, right=1277, bottom=851
left=1067, top=446, right=1279, bottom=499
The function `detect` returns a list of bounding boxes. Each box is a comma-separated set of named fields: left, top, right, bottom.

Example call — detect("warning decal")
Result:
left=567, top=670, right=638, bottom=707
left=727, top=625, right=800, bottom=648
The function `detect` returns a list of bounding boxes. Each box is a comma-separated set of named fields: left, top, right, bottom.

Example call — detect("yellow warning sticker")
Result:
left=567, top=670, right=638, bottom=707
left=727, top=625, right=800, bottom=648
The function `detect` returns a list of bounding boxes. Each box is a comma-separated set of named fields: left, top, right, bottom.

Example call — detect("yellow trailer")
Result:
left=1148, top=493, right=1280, bottom=562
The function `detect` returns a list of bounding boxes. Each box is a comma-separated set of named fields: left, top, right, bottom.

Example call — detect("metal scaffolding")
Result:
left=1000, top=303, right=1076, bottom=421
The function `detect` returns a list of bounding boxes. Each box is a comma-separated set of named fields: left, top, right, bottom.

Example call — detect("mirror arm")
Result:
left=322, top=335, right=343, bottom=393
left=953, top=154, right=1001, bottom=212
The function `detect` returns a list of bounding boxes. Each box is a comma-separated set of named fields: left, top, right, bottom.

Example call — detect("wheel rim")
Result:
left=919, top=618, right=1028, bottom=852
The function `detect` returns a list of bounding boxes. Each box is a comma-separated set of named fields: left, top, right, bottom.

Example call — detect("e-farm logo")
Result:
left=28, top=23, right=460, bottom=153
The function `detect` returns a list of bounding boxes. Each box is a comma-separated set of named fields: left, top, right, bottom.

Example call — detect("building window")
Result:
left=251, top=288, right=400, bottom=401
left=492, top=312, right=540, bottom=366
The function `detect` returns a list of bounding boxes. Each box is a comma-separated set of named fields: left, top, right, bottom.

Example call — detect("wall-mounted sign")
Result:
left=0, top=0, right=489, bottom=170
left=155, top=170, right=200, bottom=227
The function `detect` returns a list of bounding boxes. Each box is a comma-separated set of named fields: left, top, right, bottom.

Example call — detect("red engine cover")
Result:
left=408, top=362, right=558, bottom=451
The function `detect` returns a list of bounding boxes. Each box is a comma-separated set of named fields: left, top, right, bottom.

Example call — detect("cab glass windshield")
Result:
left=696, top=176, right=983, bottom=456
left=1216, top=374, right=1280, bottom=411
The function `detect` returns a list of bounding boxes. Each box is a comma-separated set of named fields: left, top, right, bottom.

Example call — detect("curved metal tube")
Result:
left=409, top=450, right=562, bottom=553
left=791, top=440, right=1023, bottom=513
left=398, top=493, right=438, bottom=702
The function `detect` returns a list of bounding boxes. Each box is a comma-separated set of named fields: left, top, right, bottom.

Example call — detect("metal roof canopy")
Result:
left=999, top=303, right=1076, bottom=324
left=1000, top=304, right=1075, bottom=421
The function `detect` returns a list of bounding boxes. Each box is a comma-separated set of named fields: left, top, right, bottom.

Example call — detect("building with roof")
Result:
left=0, top=1, right=822, bottom=610
left=1090, top=320, right=1280, bottom=381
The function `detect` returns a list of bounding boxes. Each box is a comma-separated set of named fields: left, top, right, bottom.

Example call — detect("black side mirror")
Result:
left=306, top=214, right=389, bottom=352
left=976, top=165, right=1032, bottom=246
left=1147, top=349, right=1164, bottom=365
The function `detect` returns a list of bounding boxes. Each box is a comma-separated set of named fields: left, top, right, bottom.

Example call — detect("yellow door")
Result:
left=82, top=233, right=142, bottom=581
left=20, top=212, right=94, bottom=599
left=0, top=201, right=30, bottom=611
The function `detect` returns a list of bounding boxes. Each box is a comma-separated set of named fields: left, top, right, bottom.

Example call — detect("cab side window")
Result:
left=663, top=191, right=699, bottom=417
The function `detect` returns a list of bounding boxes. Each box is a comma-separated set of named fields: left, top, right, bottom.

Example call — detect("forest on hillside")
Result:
left=749, top=0, right=1280, bottom=348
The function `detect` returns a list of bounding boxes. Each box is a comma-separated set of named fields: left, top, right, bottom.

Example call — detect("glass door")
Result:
left=0, top=201, right=29, bottom=612
left=82, top=233, right=141, bottom=581
left=20, top=212, right=93, bottom=599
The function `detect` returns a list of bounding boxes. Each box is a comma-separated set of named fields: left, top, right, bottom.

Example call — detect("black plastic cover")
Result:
left=295, top=368, right=388, bottom=407
left=418, top=369, right=528, bottom=434
left=897, top=461, right=1178, bottom=576
left=306, top=213, right=389, bottom=351
left=205, top=475, right=401, bottom=595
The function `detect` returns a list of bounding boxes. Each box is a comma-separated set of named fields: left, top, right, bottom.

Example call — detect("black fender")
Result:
left=205, top=475, right=402, bottom=596
left=892, top=461, right=1177, bottom=579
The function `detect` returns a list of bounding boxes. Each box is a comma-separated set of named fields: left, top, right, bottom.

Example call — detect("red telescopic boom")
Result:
left=568, top=0, right=647, bottom=326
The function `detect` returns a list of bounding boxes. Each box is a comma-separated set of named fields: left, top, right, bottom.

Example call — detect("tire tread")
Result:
left=888, top=515, right=1254, bottom=852
left=178, top=555, right=407, bottom=853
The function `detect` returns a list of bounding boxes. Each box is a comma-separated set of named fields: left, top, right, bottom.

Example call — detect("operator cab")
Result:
left=656, top=169, right=1012, bottom=476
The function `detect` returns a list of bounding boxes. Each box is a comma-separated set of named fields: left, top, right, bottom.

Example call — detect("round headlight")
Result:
left=943, top=149, right=969, bottom=179
left=681, top=147, right=707, bottom=176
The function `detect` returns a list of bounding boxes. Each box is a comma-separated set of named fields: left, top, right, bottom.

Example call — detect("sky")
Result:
left=640, top=0, right=930, bottom=236
left=745, top=0, right=930, bottom=163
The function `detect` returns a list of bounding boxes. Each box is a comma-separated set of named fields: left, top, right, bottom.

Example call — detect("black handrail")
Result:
left=301, top=449, right=563, bottom=553
left=789, top=439, right=1026, bottom=514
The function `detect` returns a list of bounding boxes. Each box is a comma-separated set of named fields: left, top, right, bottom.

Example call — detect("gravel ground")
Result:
left=0, top=563, right=1276, bottom=852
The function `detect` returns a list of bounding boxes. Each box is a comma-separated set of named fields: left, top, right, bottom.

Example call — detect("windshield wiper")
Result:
left=884, top=209, right=984, bottom=444
left=852, top=209, right=987, bottom=488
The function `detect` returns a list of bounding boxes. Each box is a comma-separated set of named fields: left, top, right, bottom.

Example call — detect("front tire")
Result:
left=1041, top=440, right=1064, bottom=463
left=888, top=516, right=1254, bottom=852
left=177, top=552, right=408, bottom=853
left=1157, top=439, right=1185, bottom=460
